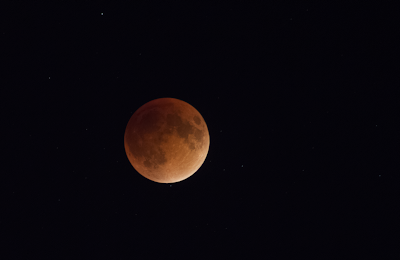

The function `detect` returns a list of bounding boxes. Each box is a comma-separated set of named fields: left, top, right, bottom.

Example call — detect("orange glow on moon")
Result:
left=124, top=98, right=210, bottom=183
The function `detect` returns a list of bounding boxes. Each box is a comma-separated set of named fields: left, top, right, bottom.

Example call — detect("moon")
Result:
left=124, top=98, right=210, bottom=183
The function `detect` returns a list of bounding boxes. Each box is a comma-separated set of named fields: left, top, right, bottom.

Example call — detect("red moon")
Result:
left=124, top=98, right=210, bottom=183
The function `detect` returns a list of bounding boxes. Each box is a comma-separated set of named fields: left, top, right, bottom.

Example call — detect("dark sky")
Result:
left=3, top=2, right=399, bottom=259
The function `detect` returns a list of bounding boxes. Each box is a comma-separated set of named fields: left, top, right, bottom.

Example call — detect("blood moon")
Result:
left=124, top=98, right=210, bottom=183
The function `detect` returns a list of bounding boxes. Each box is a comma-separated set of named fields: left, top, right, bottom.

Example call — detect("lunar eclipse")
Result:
left=124, top=98, right=210, bottom=183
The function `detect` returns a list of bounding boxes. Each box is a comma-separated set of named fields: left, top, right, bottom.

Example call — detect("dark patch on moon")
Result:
left=166, top=113, right=182, bottom=127
left=189, top=142, right=196, bottom=150
left=193, top=116, right=201, bottom=125
left=125, top=109, right=169, bottom=171
left=167, top=113, right=192, bottom=140
left=139, top=109, right=164, bottom=134
left=143, top=159, right=153, bottom=168
left=165, top=112, right=204, bottom=150
left=129, top=133, right=168, bottom=171
left=193, top=128, right=204, bottom=143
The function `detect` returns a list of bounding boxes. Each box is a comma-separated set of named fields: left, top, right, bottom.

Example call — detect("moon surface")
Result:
left=124, top=98, right=210, bottom=183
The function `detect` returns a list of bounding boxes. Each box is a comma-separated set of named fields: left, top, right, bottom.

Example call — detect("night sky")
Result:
left=3, top=2, right=399, bottom=259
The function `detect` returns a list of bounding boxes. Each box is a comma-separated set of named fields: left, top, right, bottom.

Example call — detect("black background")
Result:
left=2, top=2, right=399, bottom=259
